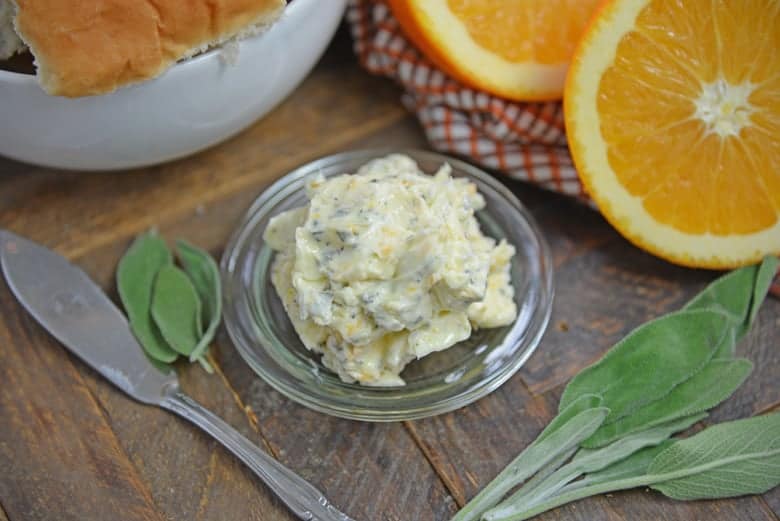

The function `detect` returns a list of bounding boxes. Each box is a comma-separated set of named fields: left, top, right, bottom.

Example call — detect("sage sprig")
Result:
left=116, top=231, right=223, bottom=373
left=451, top=396, right=607, bottom=521
left=649, top=412, right=780, bottom=500
left=559, top=309, right=728, bottom=424
left=561, top=441, right=674, bottom=492
left=491, top=413, right=780, bottom=521
left=453, top=256, right=779, bottom=521
left=562, top=256, right=777, bottom=427
left=487, top=413, right=708, bottom=517
left=176, top=240, right=222, bottom=363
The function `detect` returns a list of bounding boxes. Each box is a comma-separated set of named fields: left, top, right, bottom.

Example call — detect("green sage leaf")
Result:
left=176, top=240, right=222, bottom=362
left=151, top=265, right=203, bottom=356
left=583, top=358, right=752, bottom=448
left=538, top=394, right=603, bottom=442
left=117, top=231, right=178, bottom=363
left=751, top=256, right=780, bottom=325
left=486, top=413, right=706, bottom=519
left=684, top=256, right=778, bottom=343
left=649, top=412, right=780, bottom=500
left=559, top=309, right=728, bottom=423
left=497, top=443, right=677, bottom=521
left=501, top=446, right=578, bottom=508
left=451, top=405, right=609, bottom=521
left=482, top=414, right=780, bottom=521
left=568, top=440, right=674, bottom=491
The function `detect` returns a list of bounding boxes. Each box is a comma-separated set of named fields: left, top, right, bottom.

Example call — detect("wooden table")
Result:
left=1, top=29, right=778, bottom=521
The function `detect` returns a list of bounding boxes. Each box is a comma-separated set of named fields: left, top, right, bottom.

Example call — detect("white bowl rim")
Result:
left=0, top=0, right=306, bottom=85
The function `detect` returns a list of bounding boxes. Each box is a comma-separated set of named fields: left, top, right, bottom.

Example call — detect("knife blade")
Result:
left=0, top=229, right=176, bottom=404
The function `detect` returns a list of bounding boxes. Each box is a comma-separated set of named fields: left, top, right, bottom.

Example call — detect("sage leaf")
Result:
left=451, top=405, right=609, bottom=521
left=649, top=412, right=780, bottom=500
left=559, top=309, right=729, bottom=423
left=684, top=256, right=778, bottom=343
left=488, top=399, right=605, bottom=517
left=176, top=240, right=222, bottom=362
left=709, top=326, right=737, bottom=361
left=583, top=358, right=752, bottom=448
left=497, top=443, right=677, bottom=521
left=485, top=414, right=780, bottom=521
left=151, top=265, right=203, bottom=356
left=751, top=256, right=780, bottom=325
left=485, top=413, right=706, bottom=519
left=537, top=394, right=603, bottom=442
left=499, top=446, right=578, bottom=508
left=117, top=231, right=178, bottom=363
left=564, top=441, right=674, bottom=492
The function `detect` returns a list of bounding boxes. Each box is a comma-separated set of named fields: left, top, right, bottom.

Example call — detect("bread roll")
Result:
left=11, top=0, right=285, bottom=97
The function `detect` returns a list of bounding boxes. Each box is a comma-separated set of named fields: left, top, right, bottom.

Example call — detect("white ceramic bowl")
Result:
left=0, top=0, right=347, bottom=171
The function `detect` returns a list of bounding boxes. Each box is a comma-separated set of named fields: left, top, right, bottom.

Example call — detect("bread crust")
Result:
left=13, top=0, right=285, bottom=97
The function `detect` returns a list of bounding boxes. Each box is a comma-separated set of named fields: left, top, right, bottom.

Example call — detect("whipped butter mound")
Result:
left=264, top=154, right=517, bottom=386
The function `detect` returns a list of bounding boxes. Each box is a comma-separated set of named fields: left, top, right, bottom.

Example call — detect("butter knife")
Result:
left=0, top=230, right=355, bottom=521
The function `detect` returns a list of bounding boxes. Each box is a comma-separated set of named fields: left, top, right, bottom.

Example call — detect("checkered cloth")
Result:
left=344, top=0, right=780, bottom=297
left=346, top=0, right=583, bottom=201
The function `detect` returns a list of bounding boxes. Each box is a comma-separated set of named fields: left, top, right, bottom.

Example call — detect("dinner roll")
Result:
left=9, top=0, right=285, bottom=97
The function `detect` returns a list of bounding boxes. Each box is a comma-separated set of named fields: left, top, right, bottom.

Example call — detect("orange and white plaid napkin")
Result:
left=345, top=0, right=780, bottom=297
left=346, top=0, right=585, bottom=202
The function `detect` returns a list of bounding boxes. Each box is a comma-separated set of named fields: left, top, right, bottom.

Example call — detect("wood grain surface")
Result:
left=0, top=28, right=778, bottom=521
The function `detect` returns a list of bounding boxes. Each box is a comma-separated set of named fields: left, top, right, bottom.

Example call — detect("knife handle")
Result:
left=160, top=389, right=356, bottom=521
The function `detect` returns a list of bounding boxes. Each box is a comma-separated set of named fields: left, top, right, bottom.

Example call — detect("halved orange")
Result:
left=565, top=0, right=780, bottom=269
left=387, top=0, right=602, bottom=101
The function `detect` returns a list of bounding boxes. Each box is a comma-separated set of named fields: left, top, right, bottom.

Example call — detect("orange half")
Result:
left=565, top=0, right=780, bottom=268
left=387, top=0, right=602, bottom=101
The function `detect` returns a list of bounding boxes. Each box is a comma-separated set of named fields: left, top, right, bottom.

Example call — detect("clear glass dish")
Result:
left=221, top=149, right=553, bottom=421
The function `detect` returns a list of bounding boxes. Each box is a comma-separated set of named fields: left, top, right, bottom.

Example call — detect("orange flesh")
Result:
left=597, top=0, right=780, bottom=235
left=447, top=0, right=602, bottom=64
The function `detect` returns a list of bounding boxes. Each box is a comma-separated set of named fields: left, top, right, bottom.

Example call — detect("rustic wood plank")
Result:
left=0, top=278, right=165, bottom=521
left=81, top=356, right=295, bottom=521
left=764, top=489, right=780, bottom=517
left=404, top=379, right=556, bottom=507
left=0, top=168, right=64, bottom=208
left=706, top=300, right=780, bottom=423
left=215, top=344, right=459, bottom=521
left=525, top=194, right=616, bottom=268
left=0, top=31, right=407, bottom=260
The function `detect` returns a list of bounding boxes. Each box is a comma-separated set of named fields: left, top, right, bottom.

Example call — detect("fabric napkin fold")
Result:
left=344, top=0, right=780, bottom=297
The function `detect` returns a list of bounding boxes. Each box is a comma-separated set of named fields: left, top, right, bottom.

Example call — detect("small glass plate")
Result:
left=221, top=149, right=554, bottom=421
